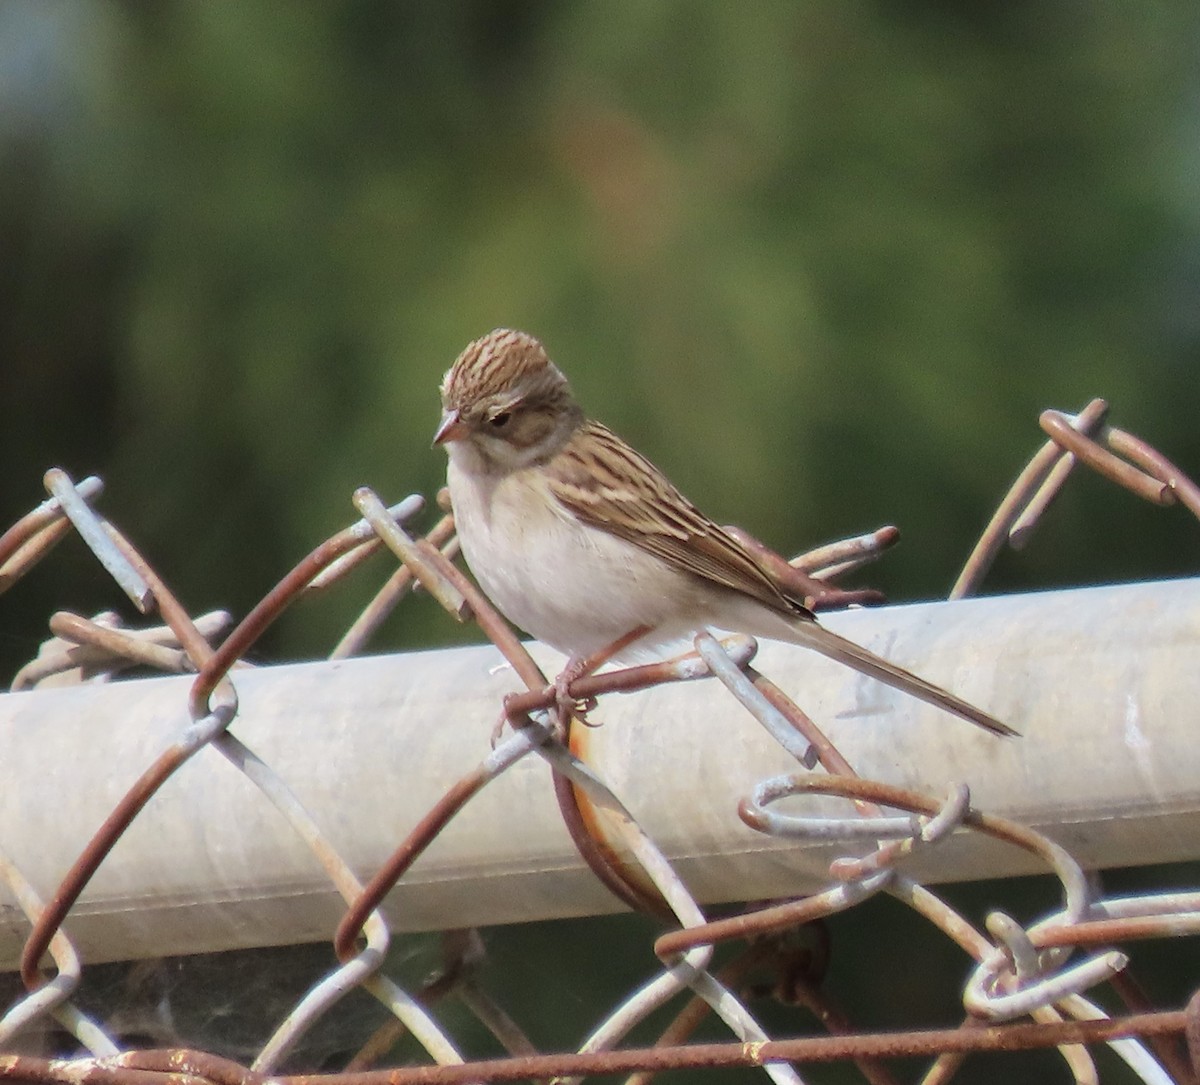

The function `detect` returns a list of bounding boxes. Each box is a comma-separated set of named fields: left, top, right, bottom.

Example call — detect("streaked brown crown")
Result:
left=440, top=329, right=570, bottom=411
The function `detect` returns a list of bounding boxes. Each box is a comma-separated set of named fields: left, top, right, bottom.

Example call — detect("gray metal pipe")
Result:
left=0, top=578, right=1194, bottom=967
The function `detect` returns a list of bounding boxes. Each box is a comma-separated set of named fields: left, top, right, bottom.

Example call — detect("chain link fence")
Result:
left=1, top=398, right=1198, bottom=1083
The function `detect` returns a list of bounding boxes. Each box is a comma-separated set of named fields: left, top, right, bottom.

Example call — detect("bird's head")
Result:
left=435, top=329, right=584, bottom=472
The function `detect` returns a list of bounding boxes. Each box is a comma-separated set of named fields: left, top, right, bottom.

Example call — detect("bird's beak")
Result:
left=433, top=408, right=468, bottom=446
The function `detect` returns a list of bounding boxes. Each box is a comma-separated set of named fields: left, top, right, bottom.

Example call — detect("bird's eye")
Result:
left=488, top=411, right=512, bottom=428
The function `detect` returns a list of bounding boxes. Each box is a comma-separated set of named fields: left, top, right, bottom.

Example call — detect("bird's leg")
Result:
left=491, top=625, right=655, bottom=745
left=553, top=657, right=595, bottom=729
left=552, top=624, right=653, bottom=728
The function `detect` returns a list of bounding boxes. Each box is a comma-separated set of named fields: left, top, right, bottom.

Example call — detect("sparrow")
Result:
left=434, top=329, right=1014, bottom=738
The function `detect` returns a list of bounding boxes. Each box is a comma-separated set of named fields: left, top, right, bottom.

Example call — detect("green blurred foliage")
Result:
left=2, top=0, right=1198, bottom=670
left=2, top=3, right=1200, bottom=1076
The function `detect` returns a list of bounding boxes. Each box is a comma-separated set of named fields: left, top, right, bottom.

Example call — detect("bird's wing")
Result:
left=547, top=421, right=812, bottom=619
left=547, top=425, right=1017, bottom=738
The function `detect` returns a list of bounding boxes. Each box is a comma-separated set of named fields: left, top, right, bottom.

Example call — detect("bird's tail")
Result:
left=787, top=621, right=1018, bottom=738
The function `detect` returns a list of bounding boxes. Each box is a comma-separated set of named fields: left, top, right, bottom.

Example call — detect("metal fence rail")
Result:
left=0, top=398, right=1198, bottom=1083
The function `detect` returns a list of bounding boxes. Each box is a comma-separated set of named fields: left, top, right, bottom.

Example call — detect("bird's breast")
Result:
left=445, top=461, right=698, bottom=657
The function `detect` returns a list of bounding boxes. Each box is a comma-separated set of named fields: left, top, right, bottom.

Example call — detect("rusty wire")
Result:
left=0, top=404, right=1197, bottom=1083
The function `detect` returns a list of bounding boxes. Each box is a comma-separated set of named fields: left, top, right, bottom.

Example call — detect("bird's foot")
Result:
left=489, top=710, right=510, bottom=748
left=553, top=658, right=599, bottom=728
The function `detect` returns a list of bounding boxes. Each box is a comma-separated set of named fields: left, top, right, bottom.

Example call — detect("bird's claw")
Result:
left=553, top=670, right=599, bottom=727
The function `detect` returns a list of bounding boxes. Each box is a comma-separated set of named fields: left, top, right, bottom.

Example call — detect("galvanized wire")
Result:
left=0, top=403, right=1198, bottom=1083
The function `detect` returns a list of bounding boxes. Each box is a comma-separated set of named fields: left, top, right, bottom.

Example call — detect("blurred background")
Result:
left=4, top=0, right=1199, bottom=671
left=2, top=1, right=1199, bottom=1077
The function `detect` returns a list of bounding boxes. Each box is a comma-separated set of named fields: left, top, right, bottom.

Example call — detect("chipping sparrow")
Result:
left=435, top=329, right=1014, bottom=737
